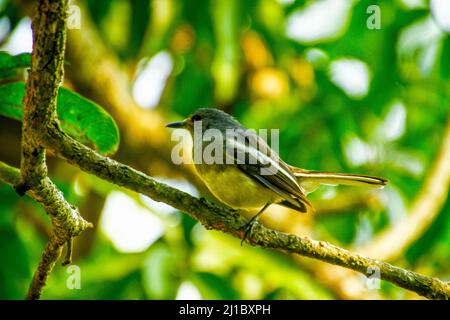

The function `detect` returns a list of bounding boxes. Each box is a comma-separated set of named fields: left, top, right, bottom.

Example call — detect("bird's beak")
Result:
left=166, top=120, right=186, bottom=128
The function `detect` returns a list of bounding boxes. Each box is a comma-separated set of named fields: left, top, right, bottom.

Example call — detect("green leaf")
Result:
left=0, top=82, right=23, bottom=120
left=0, top=52, right=31, bottom=79
left=0, top=82, right=120, bottom=155
left=0, top=52, right=30, bottom=71
left=56, top=86, right=120, bottom=155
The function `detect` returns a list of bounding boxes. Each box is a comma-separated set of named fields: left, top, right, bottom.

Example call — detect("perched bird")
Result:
left=167, top=108, right=387, bottom=239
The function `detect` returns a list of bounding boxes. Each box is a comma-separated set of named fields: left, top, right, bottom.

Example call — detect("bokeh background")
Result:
left=0, top=0, right=449, bottom=299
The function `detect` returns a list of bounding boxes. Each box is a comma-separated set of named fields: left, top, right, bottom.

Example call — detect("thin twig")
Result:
left=26, top=232, right=65, bottom=300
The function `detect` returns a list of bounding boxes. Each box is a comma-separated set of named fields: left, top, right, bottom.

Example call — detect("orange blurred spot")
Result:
left=291, top=58, right=315, bottom=88
left=171, top=24, right=195, bottom=54
left=240, top=31, right=273, bottom=69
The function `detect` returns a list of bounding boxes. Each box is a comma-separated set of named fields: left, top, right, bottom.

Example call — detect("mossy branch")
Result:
left=41, top=123, right=449, bottom=300
left=3, top=121, right=449, bottom=298
left=12, top=0, right=91, bottom=300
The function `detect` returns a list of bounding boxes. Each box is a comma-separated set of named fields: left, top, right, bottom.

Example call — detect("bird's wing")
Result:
left=224, top=129, right=312, bottom=213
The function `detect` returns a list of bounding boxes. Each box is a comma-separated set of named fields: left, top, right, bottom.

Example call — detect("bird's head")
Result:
left=166, top=108, right=242, bottom=135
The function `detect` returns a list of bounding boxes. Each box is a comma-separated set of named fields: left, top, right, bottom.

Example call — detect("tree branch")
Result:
left=0, top=161, right=91, bottom=299
left=12, top=0, right=91, bottom=300
left=39, top=122, right=449, bottom=299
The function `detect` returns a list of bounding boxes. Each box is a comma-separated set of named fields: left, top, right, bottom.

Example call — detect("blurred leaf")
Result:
left=181, top=214, right=198, bottom=248
left=192, top=272, right=239, bottom=299
left=88, top=271, right=145, bottom=299
left=46, top=268, right=145, bottom=299
left=0, top=224, right=31, bottom=299
left=194, top=233, right=334, bottom=299
left=0, top=1, right=22, bottom=35
left=128, top=0, right=151, bottom=58
left=405, top=197, right=450, bottom=266
left=172, top=54, right=213, bottom=115
left=142, top=242, right=180, bottom=299
left=98, top=0, right=131, bottom=58
left=0, top=183, right=19, bottom=227
left=0, top=82, right=24, bottom=120
left=0, top=82, right=120, bottom=155
left=139, top=0, right=177, bottom=57
left=86, top=0, right=114, bottom=29
left=211, top=0, right=240, bottom=103
left=316, top=211, right=358, bottom=245
left=262, top=287, right=301, bottom=300
left=0, top=52, right=30, bottom=78
left=439, top=36, right=450, bottom=80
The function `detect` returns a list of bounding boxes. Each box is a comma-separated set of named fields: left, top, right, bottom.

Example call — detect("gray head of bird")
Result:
left=166, top=108, right=244, bottom=135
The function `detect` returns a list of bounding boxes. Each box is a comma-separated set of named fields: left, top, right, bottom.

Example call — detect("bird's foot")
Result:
left=239, top=219, right=256, bottom=246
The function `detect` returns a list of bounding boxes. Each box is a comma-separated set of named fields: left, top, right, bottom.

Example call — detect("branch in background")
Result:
left=314, top=190, right=383, bottom=215
left=12, top=0, right=91, bottom=300
left=357, top=119, right=450, bottom=260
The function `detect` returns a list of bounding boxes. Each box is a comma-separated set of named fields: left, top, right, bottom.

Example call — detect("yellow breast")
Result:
left=195, top=163, right=279, bottom=209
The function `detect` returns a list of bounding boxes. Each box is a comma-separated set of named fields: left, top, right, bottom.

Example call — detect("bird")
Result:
left=167, top=108, right=387, bottom=241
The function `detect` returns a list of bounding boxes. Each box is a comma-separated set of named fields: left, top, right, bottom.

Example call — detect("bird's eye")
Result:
left=192, top=114, right=202, bottom=122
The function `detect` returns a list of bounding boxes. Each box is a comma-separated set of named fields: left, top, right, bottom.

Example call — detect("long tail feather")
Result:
left=290, top=167, right=388, bottom=194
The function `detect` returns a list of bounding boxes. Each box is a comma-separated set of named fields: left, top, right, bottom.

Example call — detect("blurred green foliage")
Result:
left=0, top=0, right=448, bottom=299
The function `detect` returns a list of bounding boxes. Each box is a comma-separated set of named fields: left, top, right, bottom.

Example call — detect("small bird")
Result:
left=167, top=108, right=387, bottom=240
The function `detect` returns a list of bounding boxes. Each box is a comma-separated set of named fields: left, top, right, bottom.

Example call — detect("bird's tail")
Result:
left=290, top=167, right=388, bottom=194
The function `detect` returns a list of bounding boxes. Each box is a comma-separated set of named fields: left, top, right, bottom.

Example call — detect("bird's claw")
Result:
left=239, top=220, right=255, bottom=246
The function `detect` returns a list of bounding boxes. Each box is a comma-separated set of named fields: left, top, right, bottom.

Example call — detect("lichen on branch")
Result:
left=12, top=0, right=91, bottom=300
left=43, top=123, right=450, bottom=300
